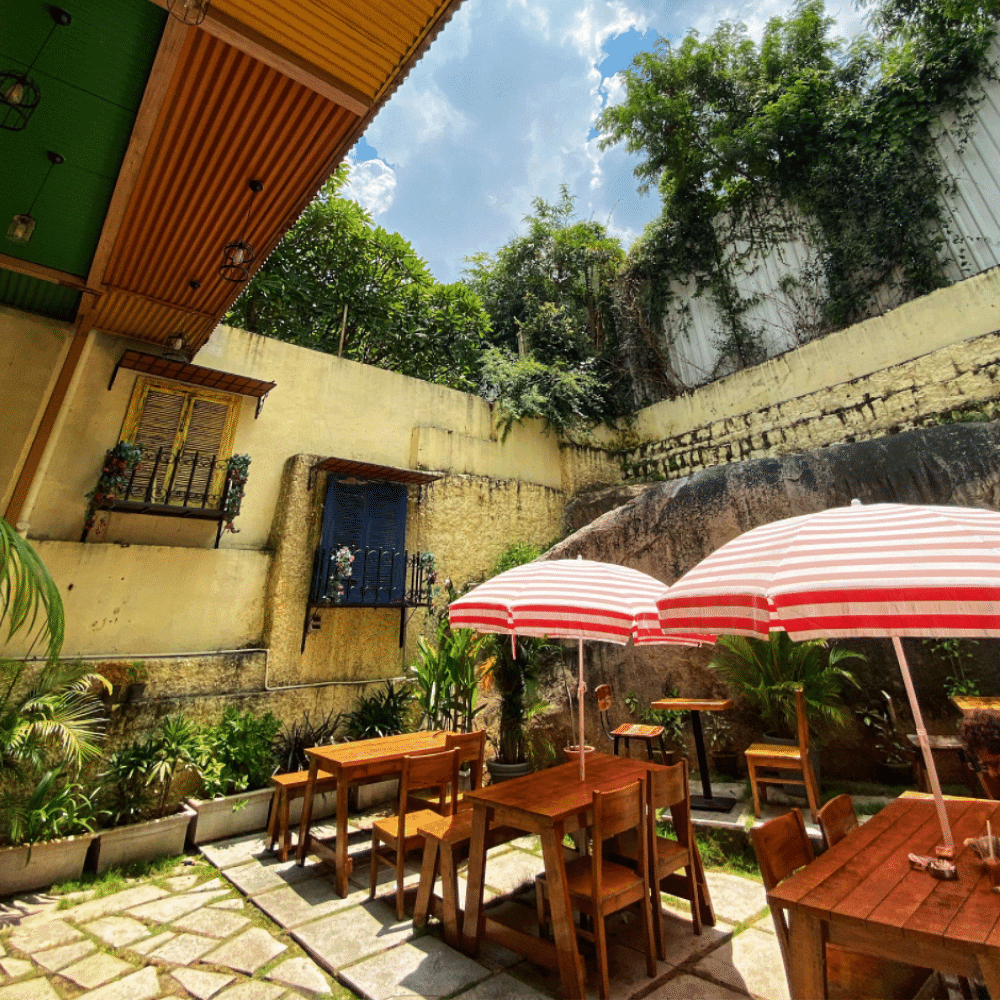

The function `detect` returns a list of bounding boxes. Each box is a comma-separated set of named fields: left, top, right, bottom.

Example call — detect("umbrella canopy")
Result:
left=655, top=499, right=1000, bottom=861
left=450, top=558, right=710, bottom=779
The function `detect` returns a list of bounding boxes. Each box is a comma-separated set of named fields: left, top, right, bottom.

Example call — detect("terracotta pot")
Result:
left=563, top=745, right=596, bottom=763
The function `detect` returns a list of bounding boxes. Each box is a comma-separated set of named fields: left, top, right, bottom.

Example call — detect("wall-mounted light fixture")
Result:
left=7, top=151, right=64, bottom=244
left=166, top=0, right=210, bottom=26
left=220, top=179, right=263, bottom=283
left=0, top=6, right=72, bottom=132
left=163, top=280, right=202, bottom=361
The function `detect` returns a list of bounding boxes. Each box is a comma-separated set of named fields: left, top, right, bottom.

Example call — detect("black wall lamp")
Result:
left=0, top=6, right=72, bottom=132
left=220, top=179, right=263, bottom=283
left=166, top=0, right=211, bottom=26
left=7, top=151, right=64, bottom=244
left=163, top=280, right=202, bottom=362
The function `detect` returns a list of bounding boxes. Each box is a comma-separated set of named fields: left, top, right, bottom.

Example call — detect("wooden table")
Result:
left=461, top=753, right=709, bottom=999
left=651, top=698, right=735, bottom=813
left=768, top=792, right=1000, bottom=999
left=296, top=731, right=446, bottom=896
left=954, top=695, right=1000, bottom=716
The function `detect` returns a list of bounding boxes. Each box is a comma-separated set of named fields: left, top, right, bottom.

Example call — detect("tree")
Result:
left=599, top=0, right=1000, bottom=398
left=463, top=188, right=628, bottom=432
left=226, top=166, right=489, bottom=392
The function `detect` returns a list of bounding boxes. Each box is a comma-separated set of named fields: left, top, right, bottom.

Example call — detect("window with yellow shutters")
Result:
left=119, top=377, right=240, bottom=510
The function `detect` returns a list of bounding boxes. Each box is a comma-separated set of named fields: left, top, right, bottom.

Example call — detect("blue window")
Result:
left=317, top=478, right=407, bottom=604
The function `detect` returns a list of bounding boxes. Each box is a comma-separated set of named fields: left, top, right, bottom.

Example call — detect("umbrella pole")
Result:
left=578, top=638, right=586, bottom=782
left=892, top=636, right=955, bottom=856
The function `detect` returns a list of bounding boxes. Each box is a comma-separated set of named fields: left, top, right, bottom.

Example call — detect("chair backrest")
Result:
left=794, top=687, right=810, bottom=755
left=399, top=748, right=459, bottom=819
left=595, top=684, right=613, bottom=713
left=751, top=808, right=815, bottom=892
left=591, top=779, right=648, bottom=898
left=750, top=808, right=815, bottom=980
left=817, top=794, right=858, bottom=849
left=445, top=730, right=486, bottom=791
left=648, top=760, right=687, bottom=811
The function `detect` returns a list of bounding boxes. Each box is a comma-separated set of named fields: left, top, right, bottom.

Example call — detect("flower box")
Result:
left=186, top=786, right=339, bottom=845
left=0, top=832, right=97, bottom=895
left=90, top=805, right=195, bottom=874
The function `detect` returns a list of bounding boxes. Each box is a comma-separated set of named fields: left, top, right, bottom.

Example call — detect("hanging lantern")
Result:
left=7, top=151, right=64, bottom=245
left=165, top=0, right=210, bottom=26
left=1, top=6, right=72, bottom=132
left=220, top=180, right=263, bottom=283
left=163, top=280, right=202, bottom=361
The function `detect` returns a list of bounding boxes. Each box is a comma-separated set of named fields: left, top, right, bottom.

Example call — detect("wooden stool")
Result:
left=268, top=771, right=338, bottom=861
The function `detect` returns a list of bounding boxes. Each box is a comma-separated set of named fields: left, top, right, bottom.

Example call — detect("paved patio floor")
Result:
left=0, top=807, right=790, bottom=1000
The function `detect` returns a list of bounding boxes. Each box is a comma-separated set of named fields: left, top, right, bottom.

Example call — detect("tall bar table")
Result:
left=651, top=697, right=736, bottom=813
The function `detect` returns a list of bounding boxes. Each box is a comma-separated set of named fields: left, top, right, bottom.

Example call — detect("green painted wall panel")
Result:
left=0, top=270, right=81, bottom=322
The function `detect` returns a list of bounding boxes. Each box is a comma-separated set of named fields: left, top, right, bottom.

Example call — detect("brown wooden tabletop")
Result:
left=953, top=695, right=1000, bottom=716
left=768, top=793, right=1000, bottom=998
left=297, top=730, right=447, bottom=896
left=651, top=698, right=734, bottom=712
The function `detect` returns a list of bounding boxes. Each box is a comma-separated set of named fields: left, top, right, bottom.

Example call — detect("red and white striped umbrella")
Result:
left=655, top=500, right=1000, bottom=860
left=450, top=558, right=710, bottom=779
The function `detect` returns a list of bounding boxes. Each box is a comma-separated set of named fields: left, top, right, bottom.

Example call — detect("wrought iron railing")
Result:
left=309, top=546, right=434, bottom=608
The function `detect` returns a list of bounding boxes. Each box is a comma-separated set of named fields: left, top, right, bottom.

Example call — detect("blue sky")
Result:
left=343, top=0, right=866, bottom=283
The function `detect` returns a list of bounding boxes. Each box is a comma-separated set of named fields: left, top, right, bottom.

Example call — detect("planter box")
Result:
left=186, top=786, right=338, bottom=845
left=91, top=805, right=195, bottom=875
left=0, top=832, right=96, bottom=896
left=350, top=778, right=398, bottom=811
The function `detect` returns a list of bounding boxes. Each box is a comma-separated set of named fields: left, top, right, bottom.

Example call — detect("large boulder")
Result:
left=544, top=420, right=1000, bottom=779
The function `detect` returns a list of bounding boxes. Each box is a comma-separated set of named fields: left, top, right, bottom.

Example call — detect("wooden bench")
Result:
left=267, top=771, right=339, bottom=862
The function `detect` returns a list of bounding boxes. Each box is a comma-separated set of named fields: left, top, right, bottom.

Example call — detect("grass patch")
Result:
left=53, top=853, right=186, bottom=903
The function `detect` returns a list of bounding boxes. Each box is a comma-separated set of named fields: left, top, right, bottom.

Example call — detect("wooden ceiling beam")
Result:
left=82, top=16, right=190, bottom=303
left=147, top=1, right=371, bottom=116
left=0, top=253, right=103, bottom=297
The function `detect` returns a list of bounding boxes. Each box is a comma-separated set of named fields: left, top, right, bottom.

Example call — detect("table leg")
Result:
left=461, top=805, right=489, bottom=954
left=688, top=711, right=736, bottom=814
left=787, top=910, right=827, bottom=999
left=334, top=777, right=351, bottom=897
left=979, top=955, right=1000, bottom=1000
left=296, top=759, right=319, bottom=865
left=539, top=821, right=586, bottom=1000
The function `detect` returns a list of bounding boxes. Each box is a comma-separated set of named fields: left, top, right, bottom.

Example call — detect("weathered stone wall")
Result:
left=625, top=327, right=1000, bottom=481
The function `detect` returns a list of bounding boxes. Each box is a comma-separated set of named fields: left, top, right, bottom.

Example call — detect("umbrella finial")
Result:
left=851, top=498, right=862, bottom=506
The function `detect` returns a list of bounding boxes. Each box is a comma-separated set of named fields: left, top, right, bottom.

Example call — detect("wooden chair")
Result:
left=267, top=771, right=339, bottom=862
left=445, top=730, right=486, bottom=812
left=965, top=753, right=1000, bottom=800
left=745, top=687, right=821, bottom=823
left=537, top=780, right=657, bottom=1000
left=816, top=794, right=858, bottom=850
left=883, top=691, right=977, bottom=795
left=595, top=683, right=668, bottom=762
left=370, top=748, right=460, bottom=919
left=752, top=809, right=933, bottom=1000
left=604, top=760, right=714, bottom=958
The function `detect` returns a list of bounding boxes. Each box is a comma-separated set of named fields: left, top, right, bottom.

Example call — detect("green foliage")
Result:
left=196, top=707, right=281, bottom=798
left=226, top=166, right=489, bottom=393
left=2, top=767, right=100, bottom=847
left=465, top=188, right=629, bottom=431
left=708, top=632, right=863, bottom=738
left=221, top=454, right=251, bottom=534
left=83, top=442, right=144, bottom=538
left=342, top=681, right=412, bottom=741
left=1, top=516, right=65, bottom=663
left=625, top=689, right=687, bottom=747
left=600, top=0, right=1000, bottom=401
left=856, top=696, right=912, bottom=767
left=922, top=637, right=982, bottom=698
left=273, top=710, right=342, bottom=774
left=410, top=626, right=489, bottom=734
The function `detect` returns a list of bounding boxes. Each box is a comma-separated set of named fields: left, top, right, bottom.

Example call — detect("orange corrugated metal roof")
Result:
left=86, top=0, right=463, bottom=353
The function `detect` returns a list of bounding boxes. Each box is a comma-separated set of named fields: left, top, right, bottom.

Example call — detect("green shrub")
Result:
left=197, top=707, right=281, bottom=798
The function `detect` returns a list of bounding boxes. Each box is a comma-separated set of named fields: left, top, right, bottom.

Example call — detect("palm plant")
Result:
left=0, top=519, right=108, bottom=785
left=708, top=632, right=864, bottom=739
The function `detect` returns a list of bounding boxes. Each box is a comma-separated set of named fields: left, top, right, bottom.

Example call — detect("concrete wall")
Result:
left=0, top=306, right=73, bottom=515
left=626, top=267, right=1000, bottom=480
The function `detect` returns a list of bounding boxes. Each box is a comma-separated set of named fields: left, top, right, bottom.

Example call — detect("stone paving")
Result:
left=1, top=808, right=793, bottom=1000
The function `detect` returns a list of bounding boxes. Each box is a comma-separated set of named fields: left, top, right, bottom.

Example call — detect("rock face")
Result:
left=543, top=421, right=1000, bottom=780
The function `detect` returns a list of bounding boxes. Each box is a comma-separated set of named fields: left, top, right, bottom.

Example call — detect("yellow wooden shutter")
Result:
left=129, top=387, right=186, bottom=503
left=171, top=398, right=230, bottom=507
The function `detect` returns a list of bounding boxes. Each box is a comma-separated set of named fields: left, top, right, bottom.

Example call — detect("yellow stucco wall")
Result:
left=626, top=267, right=1000, bottom=479
left=0, top=305, right=73, bottom=515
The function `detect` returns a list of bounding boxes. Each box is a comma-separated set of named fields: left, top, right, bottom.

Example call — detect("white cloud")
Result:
left=342, top=157, right=397, bottom=217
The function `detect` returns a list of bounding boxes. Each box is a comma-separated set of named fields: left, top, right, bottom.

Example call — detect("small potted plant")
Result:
left=703, top=713, right=739, bottom=778
left=857, top=696, right=915, bottom=786
left=125, top=661, right=149, bottom=703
